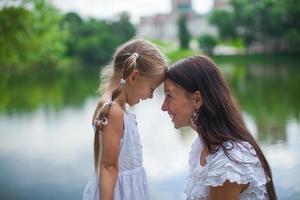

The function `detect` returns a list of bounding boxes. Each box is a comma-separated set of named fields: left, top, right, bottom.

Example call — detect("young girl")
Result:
left=161, top=55, right=277, bottom=200
left=83, top=39, right=167, bottom=200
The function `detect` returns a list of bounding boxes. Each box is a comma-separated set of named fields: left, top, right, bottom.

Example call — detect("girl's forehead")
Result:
left=142, top=74, right=164, bottom=86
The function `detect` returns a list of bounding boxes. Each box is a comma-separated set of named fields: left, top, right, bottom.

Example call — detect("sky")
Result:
left=51, top=0, right=214, bottom=23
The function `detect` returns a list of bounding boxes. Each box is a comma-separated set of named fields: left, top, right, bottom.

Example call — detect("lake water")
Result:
left=0, top=56, right=299, bottom=200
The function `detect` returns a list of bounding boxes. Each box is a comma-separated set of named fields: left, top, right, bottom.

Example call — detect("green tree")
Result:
left=0, top=6, right=32, bottom=66
left=62, top=12, right=136, bottom=65
left=61, top=12, right=83, bottom=57
left=198, top=34, right=217, bottom=55
left=282, top=0, right=300, bottom=51
left=75, top=21, right=116, bottom=64
left=110, top=12, right=136, bottom=44
left=178, top=14, right=191, bottom=49
left=209, top=9, right=236, bottom=41
left=0, top=0, right=67, bottom=67
left=230, top=0, right=300, bottom=52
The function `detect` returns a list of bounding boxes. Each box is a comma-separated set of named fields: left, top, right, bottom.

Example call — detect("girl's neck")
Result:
left=109, top=75, right=122, bottom=88
left=106, top=77, right=127, bottom=109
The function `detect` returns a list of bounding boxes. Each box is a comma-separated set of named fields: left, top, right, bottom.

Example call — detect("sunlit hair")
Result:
left=93, top=39, right=167, bottom=172
left=166, top=55, right=277, bottom=200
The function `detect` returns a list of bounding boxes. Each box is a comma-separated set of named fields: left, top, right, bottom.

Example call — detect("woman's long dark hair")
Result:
left=166, top=55, right=277, bottom=200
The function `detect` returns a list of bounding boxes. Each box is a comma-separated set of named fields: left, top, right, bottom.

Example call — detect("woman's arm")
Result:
left=208, top=180, right=249, bottom=200
left=99, top=104, right=124, bottom=200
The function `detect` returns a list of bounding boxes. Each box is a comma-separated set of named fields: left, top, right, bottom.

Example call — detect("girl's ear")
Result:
left=127, top=69, right=139, bottom=85
left=192, top=91, right=202, bottom=109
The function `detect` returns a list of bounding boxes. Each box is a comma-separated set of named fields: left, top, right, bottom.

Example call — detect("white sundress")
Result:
left=184, top=137, right=269, bottom=200
left=83, top=110, right=150, bottom=200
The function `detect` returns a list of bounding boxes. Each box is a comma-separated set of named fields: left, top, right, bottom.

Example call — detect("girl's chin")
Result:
left=127, top=99, right=140, bottom=106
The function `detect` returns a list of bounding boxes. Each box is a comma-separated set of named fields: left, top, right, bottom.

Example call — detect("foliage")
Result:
left=0, top=1, right=136, bottom=68
left=177, top=14, right=191, bottom=49
left=166, top=49, right=195, bottom=63
left=209, top=0, right=300, bottom=52
left=209, top=9, right=236, bottom=40
left=61, top=12, right=136, bottom=65
left=0, top=67, right=99, bottom=113
left=60, top=12, right=83, bottom=57
left=198, top=34, right=217, bottom=55
left=0, top=0, right=67, bottom=67
left=231, top=0, right=300, bottom=51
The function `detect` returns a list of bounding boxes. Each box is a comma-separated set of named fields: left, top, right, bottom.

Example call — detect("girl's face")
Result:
left=161, top=79, right=198, bottom=129
left=126, top=71, right=164, bottom=106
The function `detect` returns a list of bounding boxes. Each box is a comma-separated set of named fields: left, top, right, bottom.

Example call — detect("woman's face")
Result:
left=161, top=79, right=196, bottom=129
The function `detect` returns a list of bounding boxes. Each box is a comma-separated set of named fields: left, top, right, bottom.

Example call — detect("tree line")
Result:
left=0, top=0, right=136, bottom=68
left=179, top=0, right=300, bottom=54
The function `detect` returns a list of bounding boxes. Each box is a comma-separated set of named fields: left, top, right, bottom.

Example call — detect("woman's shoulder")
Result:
left=204, top=140, right=267, bottom=187
left=188, top=137, right=202, bottom=168
left=212, top=141, right=258, bottom=163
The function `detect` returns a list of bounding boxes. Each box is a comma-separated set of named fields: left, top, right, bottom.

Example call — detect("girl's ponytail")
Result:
left=93, top=53, right=138, bottom=172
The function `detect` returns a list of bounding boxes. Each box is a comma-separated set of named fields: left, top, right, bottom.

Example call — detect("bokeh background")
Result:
left=1, top=0, right=300, bottom=199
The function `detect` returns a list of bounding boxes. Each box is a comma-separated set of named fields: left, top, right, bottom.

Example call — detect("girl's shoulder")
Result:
left=105, top=101, right=125, bottom=125
left=99, top=101, right=125, bottom=141
left=94, top=99, right=125, bottom=129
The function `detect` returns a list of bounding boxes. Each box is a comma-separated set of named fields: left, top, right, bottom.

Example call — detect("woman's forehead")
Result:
left=164, top=79, right=184, bottom=94
left=163, top=79, right=175, bottom=91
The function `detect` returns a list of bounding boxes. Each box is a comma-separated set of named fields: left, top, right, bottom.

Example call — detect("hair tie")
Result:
left=132, top=52, right=139, bottom=59
left=94, top=100, right=112, bottom=127
left=100, top=117, right=108, bottom=126
left=120, top=78, right=126, bottom=87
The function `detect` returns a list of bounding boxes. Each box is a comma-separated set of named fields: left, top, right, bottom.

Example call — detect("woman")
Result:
left=161, top=55, right=277, bottom=200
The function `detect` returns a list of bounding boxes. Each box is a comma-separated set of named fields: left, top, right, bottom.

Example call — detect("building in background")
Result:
left=138, top=0, right=229, bottom=41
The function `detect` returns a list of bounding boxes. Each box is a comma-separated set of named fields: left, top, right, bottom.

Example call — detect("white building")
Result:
left=137, top=0, right=229, bottom=41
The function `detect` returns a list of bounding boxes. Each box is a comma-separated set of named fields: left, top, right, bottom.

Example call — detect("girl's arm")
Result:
left=208, top=180, right=249, bottom=200
left=99, top=104, right=124, bottom=200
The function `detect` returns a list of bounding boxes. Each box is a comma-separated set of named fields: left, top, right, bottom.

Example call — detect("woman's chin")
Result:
left=173, top=121, right=181, bottom=129
left=174, top=124, right=180, bottom=129
left=173, top=121, right=190, bottom=129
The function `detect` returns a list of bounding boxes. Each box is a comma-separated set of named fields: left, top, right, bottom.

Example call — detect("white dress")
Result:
left=184, top=137, right=269, bottom=200
left=83, top=110, right=150, bottom=200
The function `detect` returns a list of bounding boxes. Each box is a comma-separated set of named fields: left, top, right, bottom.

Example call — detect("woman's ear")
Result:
left=127, top=69, right=139, bottom=85
left=193, top=91, right=202, bottom=109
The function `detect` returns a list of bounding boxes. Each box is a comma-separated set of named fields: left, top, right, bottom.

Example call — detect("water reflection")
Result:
left=264, top=121, right=300, bottom=199
left=0, top=98, right=96, bottom=199
left=0, top=67, right=99, bottom=114
left=0, top=56, right=300, bottom=199
left=218, top=59, right=300, bottom=144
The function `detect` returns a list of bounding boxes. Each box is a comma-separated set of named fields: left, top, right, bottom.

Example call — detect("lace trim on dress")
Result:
left=184, top=138, right=269, bottom=200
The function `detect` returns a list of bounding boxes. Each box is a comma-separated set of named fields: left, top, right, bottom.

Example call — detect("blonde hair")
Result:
left=93, top=39, right=167, bottom=171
